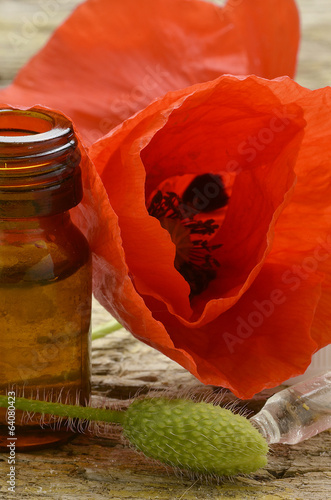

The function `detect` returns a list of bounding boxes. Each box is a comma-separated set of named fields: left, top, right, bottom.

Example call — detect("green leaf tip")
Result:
left=123, top=397, right=269, bottom=476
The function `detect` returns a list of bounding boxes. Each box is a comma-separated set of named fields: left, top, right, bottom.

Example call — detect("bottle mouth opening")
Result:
left=0, top=107, right=83, bottom=217
left=0, top=107, right=79, bottom=171
left=0, top=108, right=71, bottom=143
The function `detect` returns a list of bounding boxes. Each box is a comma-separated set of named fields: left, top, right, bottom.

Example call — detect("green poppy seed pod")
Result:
left=123, top=398, right=268, bottom=476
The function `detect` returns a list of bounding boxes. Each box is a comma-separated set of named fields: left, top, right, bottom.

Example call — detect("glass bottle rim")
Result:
left=0, top=108, right=71, bottom=145
left=0, top=107, right=83, bottom=218
left=0, top=108, right=78, bottom=167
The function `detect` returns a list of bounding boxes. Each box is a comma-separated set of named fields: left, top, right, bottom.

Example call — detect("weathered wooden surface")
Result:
left=2, top=320, right=331, bottom=500
left=0, top=1, right=331, bottom=499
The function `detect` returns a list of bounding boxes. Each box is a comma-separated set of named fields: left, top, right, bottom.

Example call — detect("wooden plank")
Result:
left=296, top=0, right=331, bottom=89
left=0, top=0, right=84, bottom=88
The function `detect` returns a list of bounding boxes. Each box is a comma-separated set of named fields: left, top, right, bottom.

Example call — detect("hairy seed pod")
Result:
left=123, top=398, right=269, bottom=476
left=0, top=394, right=268, bottom=477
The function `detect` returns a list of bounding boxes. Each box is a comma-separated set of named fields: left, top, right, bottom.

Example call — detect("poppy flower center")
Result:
left=148, top=175, right=228, bottom=297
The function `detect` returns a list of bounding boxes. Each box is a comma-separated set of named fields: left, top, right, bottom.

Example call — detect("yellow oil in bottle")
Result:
left=0, top=107, right=92, bottom=449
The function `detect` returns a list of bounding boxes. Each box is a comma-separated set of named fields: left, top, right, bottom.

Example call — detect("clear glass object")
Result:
left=251, top=371, right=331, bottom=444
left=0, top=107, right=92, bottom=450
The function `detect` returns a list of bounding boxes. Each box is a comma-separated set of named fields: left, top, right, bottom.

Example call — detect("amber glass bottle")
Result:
left=0, top=107, right=91, bottom=450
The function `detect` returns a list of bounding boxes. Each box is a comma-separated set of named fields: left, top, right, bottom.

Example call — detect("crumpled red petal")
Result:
left=0, top=0, right=299, bottom=145
left=138, top=78, right=305, bottom=325
left=83, top=74, right=331, bottom=398
left=253, top=79, right=331, bottom=351
left=141, top=263, right=322, bottom=398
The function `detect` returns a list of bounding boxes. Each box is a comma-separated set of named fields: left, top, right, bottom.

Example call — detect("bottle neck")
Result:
left=250, top=410, right=280, bottom=444
left=0, top=107, right=82, bottom=218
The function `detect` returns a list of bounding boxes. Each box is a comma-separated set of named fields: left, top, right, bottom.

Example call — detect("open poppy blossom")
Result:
left=2, top=0, right=329, bottom=398
left=81, top=74, right=331, bottom=398
left=0, top=0, right=299, bottom=144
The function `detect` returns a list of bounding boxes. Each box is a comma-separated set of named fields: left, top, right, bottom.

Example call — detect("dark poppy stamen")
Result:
left=148, top=189, right=223, bottom=297
left=182, top=173, right=229, bottom=213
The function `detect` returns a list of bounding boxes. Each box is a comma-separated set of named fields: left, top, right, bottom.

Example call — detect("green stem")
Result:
left=91, top=320, right=123, bottom=341
left=0, top=395, right=125, bottom=425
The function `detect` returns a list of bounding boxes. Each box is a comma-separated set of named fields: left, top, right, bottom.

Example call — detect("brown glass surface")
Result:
left=0, top=108, right=91, bottom=450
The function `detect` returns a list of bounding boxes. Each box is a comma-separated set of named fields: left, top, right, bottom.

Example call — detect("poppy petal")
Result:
left=87, top=75, right=331, bottom=397
left=141, top=261, right=323, bottom=398
left=91, top=75, right=306, bottom=325
left=255, top=80, right=331, bottom=350
left=0, top=0, right=299, bottom=144
left=223, top=0, right=300, bottom=79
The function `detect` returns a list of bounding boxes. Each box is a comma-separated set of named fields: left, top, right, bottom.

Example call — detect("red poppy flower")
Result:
left=3, top=0, right=326, bottom=399
left=0, top=0, right=299, bottom=144
left=82, top=74, right=331, bottom=399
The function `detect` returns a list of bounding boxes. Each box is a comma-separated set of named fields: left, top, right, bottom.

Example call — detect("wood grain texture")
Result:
left=0, top=1, right=331, bottom=498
